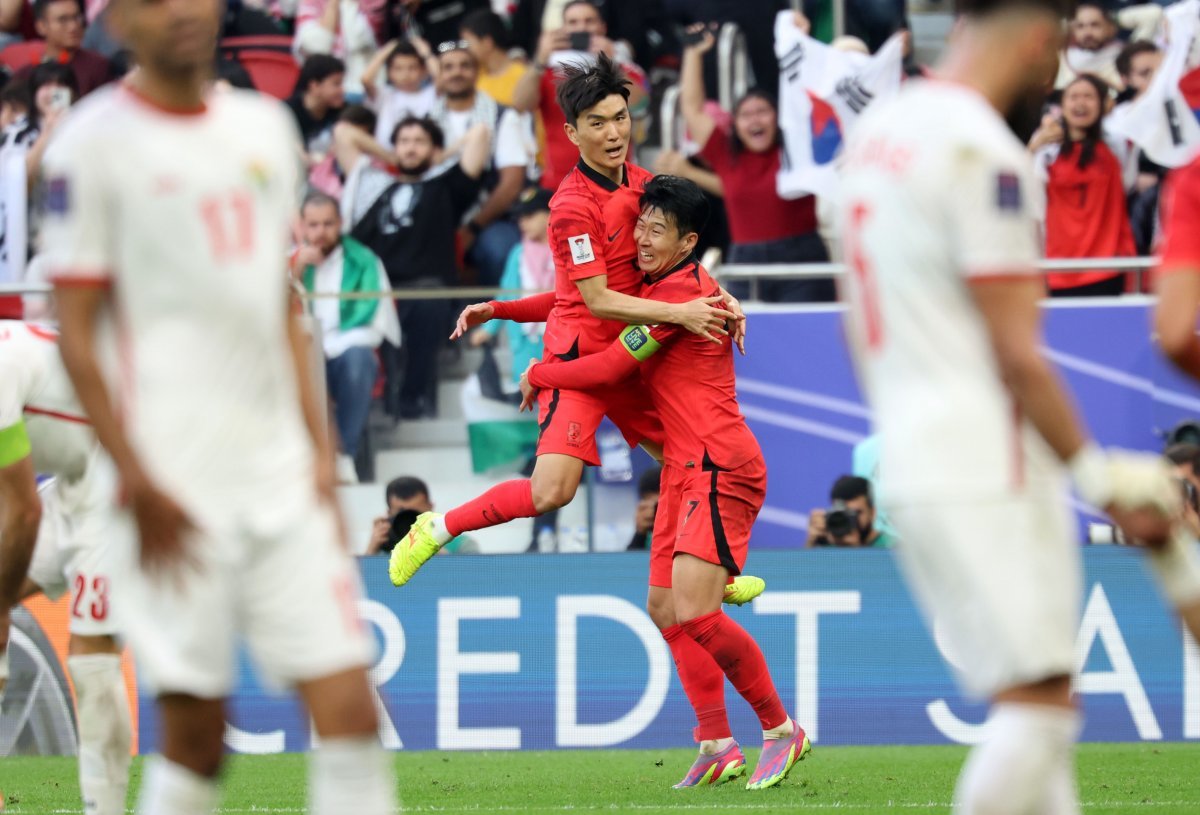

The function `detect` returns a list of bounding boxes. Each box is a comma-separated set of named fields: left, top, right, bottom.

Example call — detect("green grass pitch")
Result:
left=4, top=744, right=1200, bottom=814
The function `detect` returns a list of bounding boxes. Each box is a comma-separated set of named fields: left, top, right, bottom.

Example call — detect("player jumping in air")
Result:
left=44, top=2, right=396, bottom=813
left=515, top=176, right=810, bottom=790
left=0, top=321, right=132, bottom=815
left=839, top=0, right=1184, bottom=812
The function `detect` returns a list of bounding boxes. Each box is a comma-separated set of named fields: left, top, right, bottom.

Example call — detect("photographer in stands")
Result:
left=366, top=476, right=478, bottom=555
left=806, top=475, right=893, bottom=548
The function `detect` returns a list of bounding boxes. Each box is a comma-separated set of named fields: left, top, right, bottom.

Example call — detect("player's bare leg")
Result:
left=954, top=676, right=1079, bottom=815
left=137, top=695, right=225, bottom=815
left=298, top=666, right=398, bottom=815
left=68, top=634, right=132, bottom=815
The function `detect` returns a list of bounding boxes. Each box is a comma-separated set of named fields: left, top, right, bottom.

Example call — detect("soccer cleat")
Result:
left=746, top=720, right=811, bottom=790
left=388, top=512, right=444, bottom=587
left=722, top=575, right=766, bottom=606
left=673, top=741, right=747, bottom=789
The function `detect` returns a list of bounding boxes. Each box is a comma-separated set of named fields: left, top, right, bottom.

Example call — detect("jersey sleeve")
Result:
left=548, top=201, right=608, bottom=282
left=1159, top=160, right=1200, bottom=274
left=493, top=109, right=530, bottom=171
left=443, top=164, right=484, bottom=219
left=527, top=319, right=678, bottom=390
left=489, top=291, right=555, bottom=323
left=948, top=143, right=1041, bottom=280
left=39, top=124, right=114, bottom=285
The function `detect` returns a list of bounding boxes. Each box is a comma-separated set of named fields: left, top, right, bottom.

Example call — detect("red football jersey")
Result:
left=544, top=160, right=655, bottom=358
left=529, top=258, right=761, bottom=472
left=1159, top=154, right=1200, bottom=275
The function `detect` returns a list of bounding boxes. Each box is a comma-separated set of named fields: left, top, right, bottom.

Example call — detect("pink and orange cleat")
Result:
left=672, top=741, right=747, bottom=789
left=746, top=720, right=811, bottom=790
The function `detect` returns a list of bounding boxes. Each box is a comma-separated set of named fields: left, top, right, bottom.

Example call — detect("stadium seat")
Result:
left=230, top=50, right=300, bottom=101
left=218, top=35, right=294, bottom=55
left=0, top=40, right=46, bottom=72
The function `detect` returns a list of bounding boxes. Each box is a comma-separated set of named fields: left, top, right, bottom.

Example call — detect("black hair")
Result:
left=215, top=57, right=255, bottom=91
left=639, top=175, right=710, bottom=238
left=1073, top=1, right=1114, bottom=21
left=301, top=190, right=340, bottom=215
left=729, top=88, right=783, bottom=160
left=830, top=475, right=873, bottom=506
left=0, top=78, right=30, bottom=111
left=1165, top=443, right=1200, bottom=468
left=33, top=0, right=81, bottom=21
left=562, top=0, right=603, bottom=20
left=391, top=115, right=445, bottom=149
left=338, top=103, right=377, bottom=134
left=637, top=466, right=662, bottom=498
left=1116, top=40, right=1159, bottom=79
left=386, top=476, right=430, bottom=503
left=954, top=0, right=1072, bottom=19
left=386, top=40, right=423, bottom=72
left=460, top=9, right=511, bottom=50
left=28, top=62, right=77, bottom=127
left=555, top=52, right=630, bottom=126
left=296, top=54, right=345, bottom=95
left=1059, top=73, right=1108, bottom=170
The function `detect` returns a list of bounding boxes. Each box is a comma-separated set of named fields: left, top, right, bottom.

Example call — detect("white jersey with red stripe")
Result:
left=0, top=320, right=94, bottom=482
left=38, top=84, right=313, bottom=514
left=838, top=80, right=1060, bottom=502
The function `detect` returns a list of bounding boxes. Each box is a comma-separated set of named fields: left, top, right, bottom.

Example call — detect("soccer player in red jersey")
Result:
left=389, top=54, right=740, bottom=579
left=1149, top=155, right=1200, bottom=642
left=518, top=176, right=811, bottom=791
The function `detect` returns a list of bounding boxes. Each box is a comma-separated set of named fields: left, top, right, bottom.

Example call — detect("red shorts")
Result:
left=649, top=455, right=767, bottom=588
left=535, top=380, right=664, bottom=466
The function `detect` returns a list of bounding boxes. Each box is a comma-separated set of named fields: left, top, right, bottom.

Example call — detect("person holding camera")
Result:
left=367, top=476, right=477, bottom=555
left=805, top=475, right=893, bottom=548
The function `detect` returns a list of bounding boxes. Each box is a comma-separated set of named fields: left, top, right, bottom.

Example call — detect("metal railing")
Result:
left=659, top=84, right=683, bottom=153
left=716, top=22, right=752, bottom=112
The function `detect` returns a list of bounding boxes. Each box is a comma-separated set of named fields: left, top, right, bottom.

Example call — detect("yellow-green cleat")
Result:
left=723, top=575, right=766, bottom=606
left=388, top=512, right=444, bottom=586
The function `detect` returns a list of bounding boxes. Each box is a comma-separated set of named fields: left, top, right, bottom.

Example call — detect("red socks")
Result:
left=662, top=624, right=731, bottom=741
left=445, top=480, right=538, bottom=537
left=681, top=610, right=788, bottom=731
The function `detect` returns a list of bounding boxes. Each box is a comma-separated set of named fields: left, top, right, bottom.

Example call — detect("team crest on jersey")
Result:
left=995, top=172, right=1021, bottom=211
left=246, top=159, right=271, bottom=191
left=569, top=234, right=595, bottom=265
left=46, top=177, right=69, bottom=214
left=567, top=421, right=582, bottom=447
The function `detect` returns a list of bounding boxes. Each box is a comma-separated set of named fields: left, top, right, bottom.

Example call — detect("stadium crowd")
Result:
left=0, top=0, right=1195, bottom=471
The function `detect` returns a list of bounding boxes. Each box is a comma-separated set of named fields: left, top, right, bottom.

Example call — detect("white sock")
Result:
left=954, top=704, right=1080, bottom=815
left=429, top=515, right=453, bottom=546
left=762, top=717, right=794, bottom=741
left=699, top=737, right=735, bottom=756
left=309, top=735, right=398, bottom=815
left=69, top=655, right=133, bottom=815
left=0, top=644, right=8, bottom=705
left=136, top=757, right=219, bottom=815
left=1040, top=756, right=1082, bottom=815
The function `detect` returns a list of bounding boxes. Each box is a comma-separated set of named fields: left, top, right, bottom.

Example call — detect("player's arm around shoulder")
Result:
left=1155, top=160, right=1200, bottom=379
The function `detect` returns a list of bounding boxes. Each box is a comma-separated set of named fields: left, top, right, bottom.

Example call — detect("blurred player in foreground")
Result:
left=514, top=176, right=810, bottom=791
left=0, top=321, right=131, bottom=815
left=839, top=0, right=1188, bottom=812
left=43, top=2, right=396, bottom=814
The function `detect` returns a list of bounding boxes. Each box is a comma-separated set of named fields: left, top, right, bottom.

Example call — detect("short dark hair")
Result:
left=338, top=103, right=377, bottom=133
left=391, top=115, right=444, bottom=149
left=460, top=9, right=510, bottom=50
left=555, top=52, right=630, bottom=126
left=830, top=475, right=873, bottom=506
left=297, top=54, right=345, bottom=93
left=637, top=466, right=662, bottom=498
left=301, top=190, right=340, bottom=216
left=639, top=175, right=709, bottom=239
left=1116, top=40, right=1159, bottom=79
left=1074, top=1, right=1113, bottom=20
left=1165, top=443, right=1200, bottom=468
left=0, top=79, right=30, bottom=111
left=387, top=40, right=424, bottom=71
left=954, top=0, right=1072, bottom=20
left=386, top=476, right=430, bottom=504
left=33, top=0, right=81, bottom=21
left=562, top=0, right=603, bottom=20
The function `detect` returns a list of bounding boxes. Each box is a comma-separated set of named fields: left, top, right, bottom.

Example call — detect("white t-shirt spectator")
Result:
left=373, top=84, right=437, bottom=145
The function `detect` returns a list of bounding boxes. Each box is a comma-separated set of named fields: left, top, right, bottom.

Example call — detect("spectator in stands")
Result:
left=512, top=0, right=648, bottom=191
left=805, top=475, right=893, bottom=548
left=338, top=117, right=489, bottom=419
left=626, top=465, right=662, bottom=551
left=366, top=476, right=479, bottom=555
left=460, top=9, right=526, bottom=107
left=431, top=41, right=530, bottom=287
left=287, top=54, right=347, bottom=164
left=0, top=0, right=30, bottom=49
left=470, top=185, right=552, bottom=389
left=361, top=39, right=436, bottom=145
left=309, top=104, right=379, bottom=197
left=1116, top=40, right=1166, bottom=255
left=1029, top=74, right=1136, bottom=297
left=294, top=0, right=382, bottom=98
left=291, top=192, right=399, bottom=480
left=512, top=0, right=678, bottom=74
left=664, top=0, right=789, bottom=101
left=1057, top=2, right=1123, bottom=90
left=397, top=0, right=487, bottom=50
left=679, top=25, right=833, bottom=303
left=9, top=0, right=111, bottom=97
left=0, top=78, right=27, bottom=129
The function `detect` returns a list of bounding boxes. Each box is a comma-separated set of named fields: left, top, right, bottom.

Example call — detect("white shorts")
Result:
left=888, top=489, right=1081, bottom=699
left=120, top=497, right=373, bottom=698
left=26, top=478, right=127, bottom=638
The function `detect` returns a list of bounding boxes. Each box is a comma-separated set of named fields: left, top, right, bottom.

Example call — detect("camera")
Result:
left=825, top=501, right=861, bottom=541
left=382, top=508, right=421, bottom=553
left=569, top=31, right=592, bottom=51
